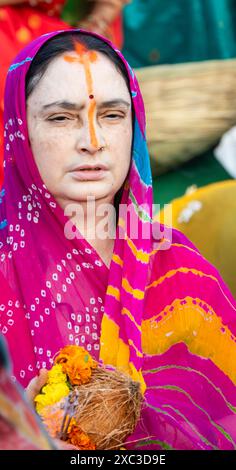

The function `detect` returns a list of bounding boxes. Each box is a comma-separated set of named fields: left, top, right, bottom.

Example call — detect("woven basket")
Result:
left=136, top=59, right=236, bottom=175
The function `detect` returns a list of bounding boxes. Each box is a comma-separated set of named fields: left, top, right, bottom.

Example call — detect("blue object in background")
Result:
left=122, top=0, right=236, bottom=68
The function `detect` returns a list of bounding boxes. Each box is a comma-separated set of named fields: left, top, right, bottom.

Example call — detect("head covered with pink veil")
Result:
left=1, top=29, right=236, bottom=450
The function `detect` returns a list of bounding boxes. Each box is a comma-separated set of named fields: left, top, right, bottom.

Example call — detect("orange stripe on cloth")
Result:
left=142, top=296, right=236, bottom=384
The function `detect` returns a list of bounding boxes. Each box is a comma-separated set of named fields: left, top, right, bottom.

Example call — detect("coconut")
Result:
left=42, top=366, right=143, bottom=450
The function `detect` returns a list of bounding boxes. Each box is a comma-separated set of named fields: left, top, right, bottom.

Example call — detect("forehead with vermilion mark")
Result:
left=29, top=45, right=131, bottom=112
left=64, top=41, right=98, bottom=65
left=63, top=41, right=99, bottom=148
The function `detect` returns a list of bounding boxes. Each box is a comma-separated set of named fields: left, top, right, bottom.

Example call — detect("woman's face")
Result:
left=27, top=50, right=132, bottom=207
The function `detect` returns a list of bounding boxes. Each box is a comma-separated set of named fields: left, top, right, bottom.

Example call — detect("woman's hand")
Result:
left=54, top=438, right=79, bottom=450
left=26, top=370, right=79, bottom=450
left=25, top=368, right=48, bottom=407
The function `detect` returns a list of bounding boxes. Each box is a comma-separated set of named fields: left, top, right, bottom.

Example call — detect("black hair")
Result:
left=26, top=31, right=130, bottom=98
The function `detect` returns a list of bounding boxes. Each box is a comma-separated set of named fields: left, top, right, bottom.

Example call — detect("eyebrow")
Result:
left=41, top=99, right=131, bottom=111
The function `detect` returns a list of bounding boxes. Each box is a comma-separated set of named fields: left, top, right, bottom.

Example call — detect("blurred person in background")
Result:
left=0, top=335, right=53, bottom=449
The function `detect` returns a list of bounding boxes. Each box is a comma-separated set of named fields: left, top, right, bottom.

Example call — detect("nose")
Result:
left=75, top=122, right=105, bottom=156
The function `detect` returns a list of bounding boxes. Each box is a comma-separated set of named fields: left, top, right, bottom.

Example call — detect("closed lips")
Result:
left=80, top=167, right=102, bottom=170
left=71, top=164, right=108, bottom=171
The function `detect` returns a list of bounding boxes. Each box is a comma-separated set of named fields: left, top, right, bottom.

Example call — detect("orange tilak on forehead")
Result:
left=64, top=42, right=99, bottom=148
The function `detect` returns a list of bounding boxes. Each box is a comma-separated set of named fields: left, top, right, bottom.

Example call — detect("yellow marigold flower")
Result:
left=35, top=382, right=70, bottom=415
left=47, top=364, right=67, bottom=385
left=55, top=345, right=97, bottom=386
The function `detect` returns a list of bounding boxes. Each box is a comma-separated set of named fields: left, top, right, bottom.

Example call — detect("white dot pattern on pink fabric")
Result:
left=64, top=301, right=102, bottom=353
left=1, top=292, right=105, bottom=382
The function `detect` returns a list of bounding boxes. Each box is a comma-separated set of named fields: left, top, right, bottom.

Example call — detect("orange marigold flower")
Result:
left=67, top=419, right=96, bottom=450
left=55, top=345, right=97, bottom=386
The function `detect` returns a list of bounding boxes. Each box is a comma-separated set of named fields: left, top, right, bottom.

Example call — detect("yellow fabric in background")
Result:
left=157, top=180, right=236, bottom=298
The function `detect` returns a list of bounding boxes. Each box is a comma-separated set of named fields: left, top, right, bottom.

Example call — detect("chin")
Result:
left=72, top=183, right=113, bottom=201
left=67, top=191, right=111, bottom=203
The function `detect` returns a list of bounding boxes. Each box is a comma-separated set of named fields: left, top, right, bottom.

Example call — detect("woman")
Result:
left=0, top=0, right=127, bottom=187
left=0, top=30, right=236, bottom=450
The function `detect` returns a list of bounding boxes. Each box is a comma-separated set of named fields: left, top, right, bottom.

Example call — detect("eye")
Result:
left=47, top=115, right=71, bottom=122
left=103, top=112, right=125, bottom=120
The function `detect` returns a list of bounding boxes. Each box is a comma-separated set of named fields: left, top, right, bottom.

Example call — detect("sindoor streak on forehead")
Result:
left=64, top=42, right=99, bottom=148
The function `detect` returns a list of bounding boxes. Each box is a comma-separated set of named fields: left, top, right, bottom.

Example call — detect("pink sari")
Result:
left=0, top=30, right=236, bottom=450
